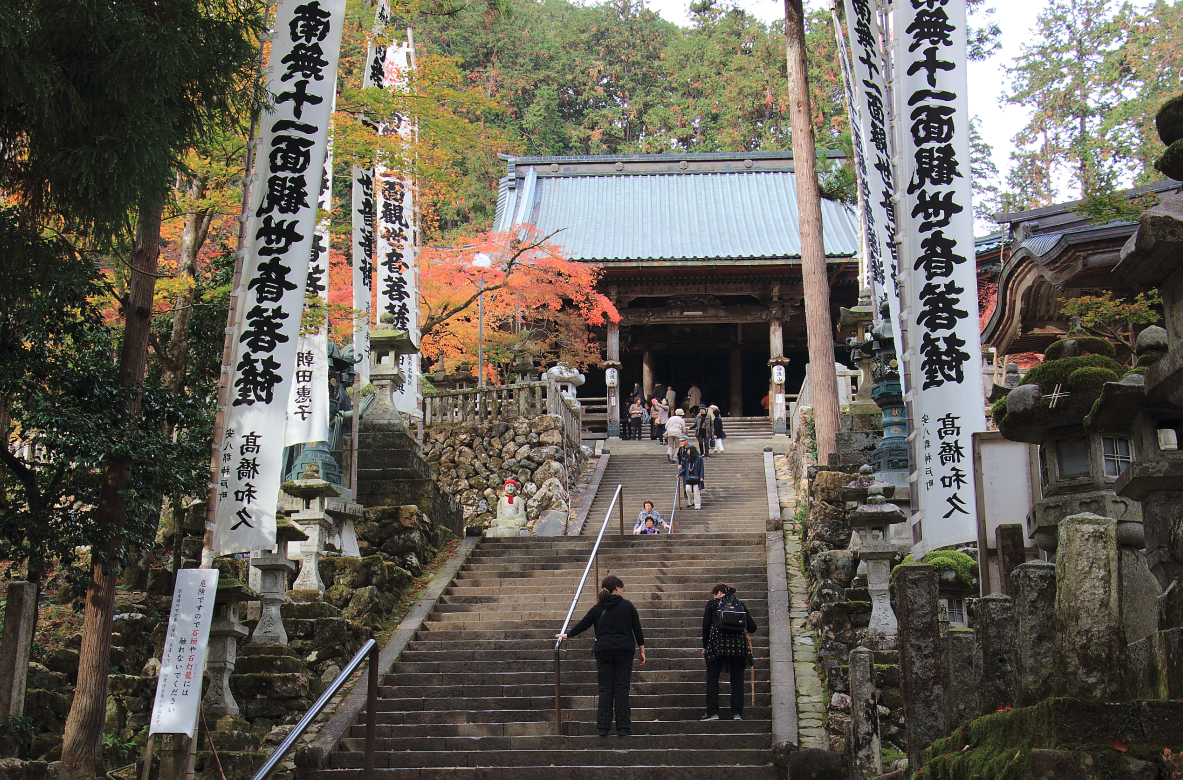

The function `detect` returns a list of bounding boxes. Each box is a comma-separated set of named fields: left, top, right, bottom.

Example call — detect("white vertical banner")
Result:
left=213, top=0, right=346, bottom=555
left=285, top=125, right=333, bottom=446
left=843, top=0, right=901, bottom=322
left=351, top=167, right=374, bottom=386
left=372, top=36, right=421, bottom=415
left=149, top=569, right=219, bottom=737
left=894, top=0, right=986, bottom=555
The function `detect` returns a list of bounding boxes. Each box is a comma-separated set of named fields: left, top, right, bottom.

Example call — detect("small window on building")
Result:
left=946, top=598, right=966, bottom=626
left=1102, top=436, right=1133, bottom=477
left=1055, top=437, right=1090, bottom=480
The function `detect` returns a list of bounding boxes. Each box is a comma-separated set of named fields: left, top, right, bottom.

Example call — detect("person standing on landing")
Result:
left=701, top=582, right=757, bottom=721
left=687, top=383, right=702, bottom=411
left=708, top=404, right=726, bottom=454
left=557, top=575, right=647, bottom=736
left=679, top=445, right=705, bottom=510
left=665, top=408, right=687, bottom=463
left=695, top=406, right=711, bottom=457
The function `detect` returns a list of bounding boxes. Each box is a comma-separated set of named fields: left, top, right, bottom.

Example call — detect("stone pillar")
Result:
left=769, top=319, right=788, bottom=436
left=204, top=587, right=256, bottom=718
left=974, top=594, right=1016, bottom=714
left=848, top=646, right=881, bottom=780
left=642, top=350, right=654, bottom=400
left=891, top=564, right=945, bottom=770
left=942, top=628, right=977, bottom=732
left=606, top=321, right=621, bottom=439
left=251, top=555, right=295, bottom=645
left=0, top=582, right=37, bottom=720
left=996, top=524, right=1026, bottom=596
left=1011, top=561, right=1056, bottom=705
left=729, top=345, right=743, bottom=418
left=1055, top=513, right=1124, bottom=700
left=292, top=515, right=331, bottom=592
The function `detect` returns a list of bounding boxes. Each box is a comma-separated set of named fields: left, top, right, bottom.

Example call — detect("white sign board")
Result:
left=149, top=569, right=219, bottom=736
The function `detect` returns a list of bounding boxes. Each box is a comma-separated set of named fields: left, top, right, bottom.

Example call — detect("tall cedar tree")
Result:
left=0, top=0, right=264, bottom=774
left=784, top=0, right=839, bottom=462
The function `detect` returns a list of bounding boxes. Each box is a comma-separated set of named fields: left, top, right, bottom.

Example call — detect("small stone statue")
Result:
left=487, top=478, right=530, bottom=537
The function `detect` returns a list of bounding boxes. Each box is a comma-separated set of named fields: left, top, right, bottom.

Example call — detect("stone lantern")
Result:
left=203, top=578, right=260, bottom=718
left=249, top=515, right=308, bottom=645
left=547, top=363, right=585, bottom=412
left=281, top=474, right=342, bottom=594
left=846, top=468, right=907, bottom=644
left=992, top=333, right=1142, bottom=556
left=862, top=304, right=908, bottom=488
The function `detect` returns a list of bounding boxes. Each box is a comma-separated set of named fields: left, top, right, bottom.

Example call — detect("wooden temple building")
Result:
left=492, top=151, right=862, bottom=437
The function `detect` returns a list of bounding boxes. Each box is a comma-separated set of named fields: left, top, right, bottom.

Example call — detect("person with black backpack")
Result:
left=556, top=574, right=647, bottom=736
left=700, top=582, right=758, bottom=721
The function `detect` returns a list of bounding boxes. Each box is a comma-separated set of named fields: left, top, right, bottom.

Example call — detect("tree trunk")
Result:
left=61, top=194, right=164, bottom=778
left=161, top=178, right=212, bottom=398
left=784, top=0, right=839, bottom=463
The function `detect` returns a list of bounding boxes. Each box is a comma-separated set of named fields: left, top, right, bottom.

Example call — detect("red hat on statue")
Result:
left=504, top=478, right=519, bottom=503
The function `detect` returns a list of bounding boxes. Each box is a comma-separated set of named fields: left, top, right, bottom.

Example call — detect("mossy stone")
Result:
left=1157, top=94, right=1183, bottom=147
left=1067, top=366, right=1119, bottom=392
left=1043, top=336, right=1116, bottom=361
left=1155, top=137, right=1183, bottom=181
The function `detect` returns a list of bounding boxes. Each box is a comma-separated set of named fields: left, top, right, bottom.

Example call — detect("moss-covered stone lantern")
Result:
left=991, top=333, right=1142, bottom=554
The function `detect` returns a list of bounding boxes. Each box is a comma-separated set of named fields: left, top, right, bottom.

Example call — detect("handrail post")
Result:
left=618, top=488, right=625, bottom=537
left=554, top=647, right=563, bottom=734
left=364, top=646, right=377, bottom=780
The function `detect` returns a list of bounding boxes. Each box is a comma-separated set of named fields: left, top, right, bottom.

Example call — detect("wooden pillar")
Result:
left=642, top=350, right=654, bottom=400
left=769, top=319, right=788, bottom=435
left=729, top=346, right=743, bottom=418
left=606, top=322, right=621, bottom=439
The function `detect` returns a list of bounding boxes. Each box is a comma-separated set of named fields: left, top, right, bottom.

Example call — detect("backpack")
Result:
left=713, top=595, right=747, bottom=635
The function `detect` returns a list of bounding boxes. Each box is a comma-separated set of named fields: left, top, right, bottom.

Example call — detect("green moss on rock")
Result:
left=1043, top=336, right=1116, bottom=361
left=896, top=550, right=978, bottom=588
left=1067, top=366, right=1119, bottom=392
left=1023, top=354, right=1123, bottom=388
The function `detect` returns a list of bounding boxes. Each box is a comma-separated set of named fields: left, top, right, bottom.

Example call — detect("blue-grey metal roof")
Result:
left=493, top=154, right=860, bottom=263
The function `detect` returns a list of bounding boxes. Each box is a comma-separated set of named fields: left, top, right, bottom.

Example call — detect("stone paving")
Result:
left=774, top=454, right=829, bottom=751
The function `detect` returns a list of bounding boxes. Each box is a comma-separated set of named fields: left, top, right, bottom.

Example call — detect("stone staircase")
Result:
left=297, top=440, right=780, bottom=780
left=582, top=443, right=769, bottom=535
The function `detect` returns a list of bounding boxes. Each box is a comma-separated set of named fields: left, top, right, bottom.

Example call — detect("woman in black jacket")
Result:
left=556, top=575, right=647, bottom=736
left=701, top=582, right=757, bottom=721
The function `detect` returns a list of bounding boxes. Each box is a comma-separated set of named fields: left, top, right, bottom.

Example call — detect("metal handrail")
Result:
left=668, top=476, right=681, bottom=534
left=250, top=638, right=380, bottom=780
left=552, top=483, right=625, bottom=731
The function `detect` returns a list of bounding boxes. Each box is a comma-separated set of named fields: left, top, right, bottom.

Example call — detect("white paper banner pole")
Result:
left=893, top=0, right=987, bottom=555
left=212, top=0, right=347, bottom=555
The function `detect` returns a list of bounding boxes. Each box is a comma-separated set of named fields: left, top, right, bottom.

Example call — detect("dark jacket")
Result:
left=701, top=596, right=758, bottom=648
left=680, top=454, right=704, bottom=485
left=695, top=412, right=709, bottom=439
left=569, top=595, right=645, bottom=655
left=712, top=416, right=726, bottom=439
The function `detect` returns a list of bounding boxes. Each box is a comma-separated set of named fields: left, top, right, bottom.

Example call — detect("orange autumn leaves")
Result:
left=418, top=229, right=618, bottom=383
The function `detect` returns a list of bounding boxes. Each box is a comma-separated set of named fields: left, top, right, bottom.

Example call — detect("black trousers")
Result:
left=630, top=418, right=642, bottom=440
left=595, top=652, right=634, bottom=732
left=706, top=656, right=746, bottom=716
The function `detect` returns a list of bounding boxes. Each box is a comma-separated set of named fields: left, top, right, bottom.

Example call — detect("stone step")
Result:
left=370, top=693, right=773, bottom=713
left=376, top=670, right=771, bottom=688
left=367, top=705, right=773, bottom=725
left=375, top=678, right=771, bottom=697
left=389, top=658, right=771, bottom=675
left=346, top=718, right=770, bottom=739
left=337, top=732, right=772, bottom=752
left=299, top=765, right=777, bottom=780
left=413, top=627, right=769, bottom=641
left=327, top=747, right=768, bottom=769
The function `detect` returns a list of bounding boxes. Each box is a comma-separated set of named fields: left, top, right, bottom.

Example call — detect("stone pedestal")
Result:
left=890, top=563, right=946, bottom=770
left=847, top=471, right=907, bottom=644
left=0, top=582, right=36, bottom=724
left=942, top=628, right=977, bottom=731
left=250, top=518, right=306, bottom=645
left=1011, top=561, right=1057, bottom=705
left=848, top=646, right=880, bottom=780
left=1055, top=513, right=1124, bottom=700
left=974, top=594, right=1016, bottom=714
left=203, top=580, right=259, bottom=718
left=282, top=478, right=342, bottom=593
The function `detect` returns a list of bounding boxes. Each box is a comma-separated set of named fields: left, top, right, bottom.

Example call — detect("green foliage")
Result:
left=101, top=732, right=137, bottom=763
left=0, top=715, right=38, bottom=751
left=1066, top=366, right=1119, bottom=392
left=0, top=210, right=213, bottom=585
left=1001, top=0, right=1183, bottom=207
left=0, top=0, right=266, bottom=238
left=1058, top=291, right=1162, bottom=364
left=1021, top=353, right=1123, bottom=390
left=990, top=396, right=1009, bottom=426
left=897, top=550, right=978, bottom=588
left=1043, top=335, right=1116, bottom=361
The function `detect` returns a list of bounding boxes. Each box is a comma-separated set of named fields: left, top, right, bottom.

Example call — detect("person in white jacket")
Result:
left=665, top=408, right=687, bottom=463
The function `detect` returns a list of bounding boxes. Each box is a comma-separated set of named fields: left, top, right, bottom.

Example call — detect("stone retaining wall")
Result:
left=422, top=414, right=586, bottom=531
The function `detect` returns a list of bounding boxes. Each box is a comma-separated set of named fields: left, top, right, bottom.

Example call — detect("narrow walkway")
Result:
left=774, top=455, right=828, bottom=751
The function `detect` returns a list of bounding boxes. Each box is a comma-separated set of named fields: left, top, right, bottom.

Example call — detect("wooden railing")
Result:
left=422, top=378, right=582, bottom=449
